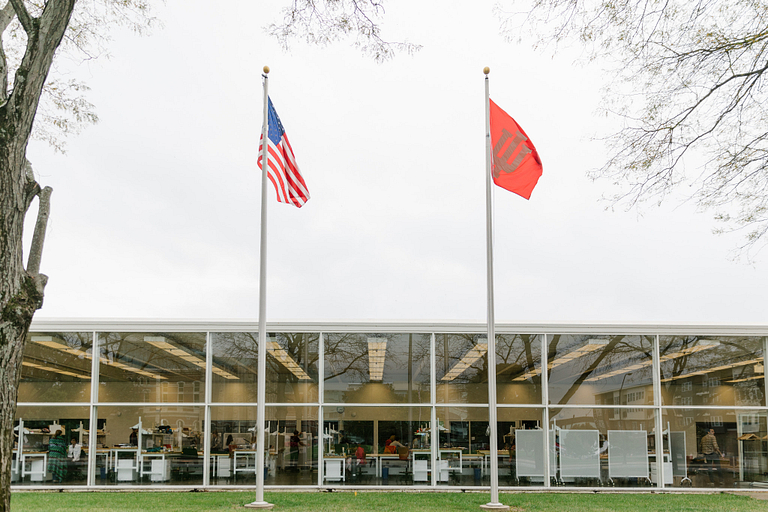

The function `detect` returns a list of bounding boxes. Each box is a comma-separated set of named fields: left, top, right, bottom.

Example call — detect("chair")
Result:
left=397, top=447, right=411, bottom=479
left=177, top=447, right=201, bottom=481
left=66, top=450, right=87, bottom=482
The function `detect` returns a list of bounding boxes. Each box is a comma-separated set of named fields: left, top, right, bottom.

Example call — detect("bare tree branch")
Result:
left=8, top=0, right=33, bottom=35
left=26, top=183, right=51, bottom=277
left=502, top=0, right=768, bottom=258
left=267, top=0, right=420, bottom=63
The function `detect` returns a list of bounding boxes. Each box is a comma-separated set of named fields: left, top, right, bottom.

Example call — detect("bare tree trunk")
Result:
left=0, top=1, right=76, bottom=509
left=0, top=151, right=46, bottom=512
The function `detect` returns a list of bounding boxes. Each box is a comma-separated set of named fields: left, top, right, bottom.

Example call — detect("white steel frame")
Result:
left=13, top=320, right=768, bottom=493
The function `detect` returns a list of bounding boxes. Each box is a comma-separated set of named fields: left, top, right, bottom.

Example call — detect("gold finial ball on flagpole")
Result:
left=263, top=66, right=270, bottom=74
left=483, top=67, right=490, bottom=75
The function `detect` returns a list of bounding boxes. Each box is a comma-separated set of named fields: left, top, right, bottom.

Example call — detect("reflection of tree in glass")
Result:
left=548, top=335, right=653, bottom=412
left=661, top=336, right=765, bottom=406
left=324, top=334, right=430, bottom=402
left=268, top=333, right=319, bottom=381
left=324, top=334, right=373, bottom=383
left=100, top=332, right=206, bottom=381
left=20, top=332, right=94, bottom=401
left=437, top=334, right=487, bottom=383
left=212, top=332, right=258, bottom=379
left=496, top=334, right=542, bottom=393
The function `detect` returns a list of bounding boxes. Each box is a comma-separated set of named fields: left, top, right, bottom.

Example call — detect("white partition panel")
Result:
left=608, top=430, right=649, bottom=479
left=515, top=430, right=556, bottom=480
left=560, top=430, right=600, bottom=479
left=669, top=432, right=687, bottom=479
left=516, top=430, right=544, bottom=478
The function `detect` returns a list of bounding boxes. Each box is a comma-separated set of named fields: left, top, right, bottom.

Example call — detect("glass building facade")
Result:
left=13, top=321, right=768, bottom=491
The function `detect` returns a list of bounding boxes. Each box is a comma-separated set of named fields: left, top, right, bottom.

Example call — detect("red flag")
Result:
left=489, top=99, right=543, bottom=200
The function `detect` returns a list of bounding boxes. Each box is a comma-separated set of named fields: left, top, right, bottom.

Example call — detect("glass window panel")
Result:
left=97, top=332, right=206, bottom=403
left=496, top=334, right=543, bottom=405
left=209, top=405, right=318, bottom=486
left=496, top=407, right=545, bottom=487
left=662, top=408, right=767, bottom=488
left=435, top=406, right=491, bottom=486
left=211, top=332, right=257, bottom=403
left=212, top=332, right=319, bottom=404
left=21, top=332, right=93, bottom=403
left=660, top=335, right=766, bottom=407
left=267, top=333, right=319, bottom=403
left=436, top=334, right=488, bottom=404
left=549, top=406, right=657, bottom=487
left=322, top=406, right=431, bottom=486
left=96, top=405, right=205, bottom=486
left=547, top=334, right=655, bottom=406
left=324, top=333, right=431, bottom=404
left=14, top=406, right=90, bottom=486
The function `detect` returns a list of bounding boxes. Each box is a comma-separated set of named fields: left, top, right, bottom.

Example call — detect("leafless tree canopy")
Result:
left=500, top=0, right=768, bottom=257
left=267, top=0, right=420, bottom=62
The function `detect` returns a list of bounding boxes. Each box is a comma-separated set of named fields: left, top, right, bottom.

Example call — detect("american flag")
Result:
left=258, top=97, right=310, bottom=207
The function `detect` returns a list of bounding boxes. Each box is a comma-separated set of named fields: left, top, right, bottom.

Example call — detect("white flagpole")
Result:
left=247, top=65, right=273, bottom=510
left=481, top=67, right=508, bottom=512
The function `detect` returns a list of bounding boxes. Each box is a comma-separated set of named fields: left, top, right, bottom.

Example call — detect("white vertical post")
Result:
left=430, top=332, right=437, bottom=487
left=203, top=332, right=212, bottom=486
left=87, top=331, right=99, bottom=487
left=247, top=66, right=273, bottom=510
left=430, top=405, right=437, bottom=486
left=318, top=331, right=324, bottom=486
left=541, top=334, right=550, bottom=488
left=482, top=67, right=506, bottom=511
left=652, top=334, right=664, bottom=488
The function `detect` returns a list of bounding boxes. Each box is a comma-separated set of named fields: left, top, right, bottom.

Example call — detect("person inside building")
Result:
left=67, top=437, right=83, bottom=480
left=700, top=428, right=723, bottom=485
left=211, top=429, right=222, bottom=452
left=47, top=427, right=67, bottom=484
left=386, top=435, right=405, bottom=452
left=129, top=428, right=138, bottom=446
left=67, top=437, right=82, bottom=462
left=289, top=430, right=305, bottom=470
left=226, top=434, right=235, bottom=458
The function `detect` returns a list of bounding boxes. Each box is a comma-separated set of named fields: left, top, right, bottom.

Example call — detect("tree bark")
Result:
left=0, top=1, right=76, bottom=509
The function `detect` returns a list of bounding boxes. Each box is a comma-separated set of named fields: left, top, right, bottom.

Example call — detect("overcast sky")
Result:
left=24, top=0, right=768, bottom=326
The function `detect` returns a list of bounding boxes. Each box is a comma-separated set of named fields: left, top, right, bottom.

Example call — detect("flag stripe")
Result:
left=258, top=98, right=310, bottom=208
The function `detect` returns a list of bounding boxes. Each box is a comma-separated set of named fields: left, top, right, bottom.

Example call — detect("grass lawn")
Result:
left=10, top=491, right=767, bottom=512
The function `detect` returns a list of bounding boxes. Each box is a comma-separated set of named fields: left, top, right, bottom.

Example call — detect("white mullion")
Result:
left=653, top=334, right=664, bottom=489
left=763, top=336, right=768, bottom=412
left=542, top=333, right=550, bottom=488
left=318, top=331, right=324, bottom=486
left=430, top=332, right=437, bottom=487
left=203, top=331, right=212, bottom=487
left=88, top=330, right=99, bottom=487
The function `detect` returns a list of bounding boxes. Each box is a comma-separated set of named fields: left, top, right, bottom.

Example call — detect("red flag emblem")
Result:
left=489, top=99, right=543, bottom=200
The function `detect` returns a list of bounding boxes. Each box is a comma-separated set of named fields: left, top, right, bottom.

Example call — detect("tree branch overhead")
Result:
left=503, top=0, right=768, bottom=258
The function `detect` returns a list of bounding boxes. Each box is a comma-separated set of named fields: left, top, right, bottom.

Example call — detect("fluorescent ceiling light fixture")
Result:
left=442, top=339, right=488, bottom=381
left=722, top=363, right=764, bottom=384
left=22, top=360, right=90, bottom=380
left=368, top=338, right=387, bottom=381
left=267, top=340, right=311, bottom=380
left=145, top=337, right=238, bottom=380
left=584, top=340, right=721, bottom=382
left=32, top=335, right=167, bottom=380
left=513, top=339, right=608, bottom=381
left=660, top=354, right=761, bottom=382
left=550, top=339, right=608, bottom=369
left=726, top=375, right=765, bottom=384
left=31, top=336, right=89, bottom=358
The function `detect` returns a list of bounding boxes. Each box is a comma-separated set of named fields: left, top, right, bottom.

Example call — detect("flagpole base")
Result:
left=480, top=503, right=510, bottom=511
left=245, top=501, right=274, bottom=509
